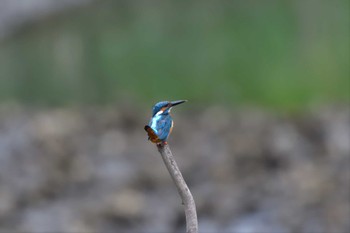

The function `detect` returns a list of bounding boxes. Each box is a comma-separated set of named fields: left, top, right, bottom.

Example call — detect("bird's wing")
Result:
left=156, top=116, right=172, bottom=141
left=144, top=125, right=160, bottom=142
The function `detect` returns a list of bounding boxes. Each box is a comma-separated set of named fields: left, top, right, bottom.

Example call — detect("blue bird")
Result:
left=144, top=100, right=187, bottom=145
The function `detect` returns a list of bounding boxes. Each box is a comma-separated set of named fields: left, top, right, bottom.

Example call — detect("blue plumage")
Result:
left=150, top=113, right=172, bottom=141
left=151, top=101, right=170, bottom=117
left=145, top=100, right=186, bottom=144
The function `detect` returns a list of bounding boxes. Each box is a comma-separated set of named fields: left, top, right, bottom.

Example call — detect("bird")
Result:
left=144, top=100, right=187, bottom=145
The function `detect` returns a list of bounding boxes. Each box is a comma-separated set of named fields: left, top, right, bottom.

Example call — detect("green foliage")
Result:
left=0, top=0, right=348, bottom=111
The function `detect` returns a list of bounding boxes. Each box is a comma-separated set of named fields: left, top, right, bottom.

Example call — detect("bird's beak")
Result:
left=170, top=100, right=187, bottom=107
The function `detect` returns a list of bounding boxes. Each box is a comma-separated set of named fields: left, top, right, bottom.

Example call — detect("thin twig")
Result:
left=157, top=143, right=198, bottom=233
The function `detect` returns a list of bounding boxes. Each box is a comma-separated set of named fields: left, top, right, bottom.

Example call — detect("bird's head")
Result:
left=152, top=100, right=187, bottom=117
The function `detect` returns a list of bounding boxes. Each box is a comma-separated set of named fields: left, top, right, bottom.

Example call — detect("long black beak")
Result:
left=170, top=100, right=187, bottom=107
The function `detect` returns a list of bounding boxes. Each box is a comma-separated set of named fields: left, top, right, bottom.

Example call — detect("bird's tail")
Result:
left=144, top=125, right=151, bottom=140
left=144, top=125, right=160, bottom=143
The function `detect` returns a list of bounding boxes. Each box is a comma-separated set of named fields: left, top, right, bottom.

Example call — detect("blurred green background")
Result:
left=0, top=0, right=348, bottom=111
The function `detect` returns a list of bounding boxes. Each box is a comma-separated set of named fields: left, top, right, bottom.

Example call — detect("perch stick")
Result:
left=157, top=143, right=198, bottom=233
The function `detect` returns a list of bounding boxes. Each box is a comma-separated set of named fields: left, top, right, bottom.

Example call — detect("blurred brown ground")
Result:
left=0, top=104, right=348, bottom=233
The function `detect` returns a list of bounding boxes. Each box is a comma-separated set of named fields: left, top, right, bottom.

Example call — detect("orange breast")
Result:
left=169, top=121, right=174, bottom=134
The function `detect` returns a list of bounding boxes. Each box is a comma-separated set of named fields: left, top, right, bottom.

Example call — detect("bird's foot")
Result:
left=156, top=141, right=167, bottom=147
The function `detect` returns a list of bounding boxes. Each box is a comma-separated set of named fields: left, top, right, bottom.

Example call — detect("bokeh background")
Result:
left=0, top=0, right=349, bottom=232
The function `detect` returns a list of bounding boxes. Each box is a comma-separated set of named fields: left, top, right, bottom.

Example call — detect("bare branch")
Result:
left=157, top=143, right=198, bottom=233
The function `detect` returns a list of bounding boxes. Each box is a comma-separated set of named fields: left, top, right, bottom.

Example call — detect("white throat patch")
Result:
left=155, top=110, right=163, bottom=116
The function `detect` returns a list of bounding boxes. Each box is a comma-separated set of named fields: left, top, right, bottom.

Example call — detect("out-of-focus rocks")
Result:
left=0, top=104, right=348, bottom=232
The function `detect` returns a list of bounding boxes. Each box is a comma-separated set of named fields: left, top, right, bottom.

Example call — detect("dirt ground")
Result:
left=0, top=104, right=349, bottom=233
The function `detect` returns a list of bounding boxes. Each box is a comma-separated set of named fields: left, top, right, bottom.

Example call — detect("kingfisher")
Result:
left=144, top=100, right=187, bottom=145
